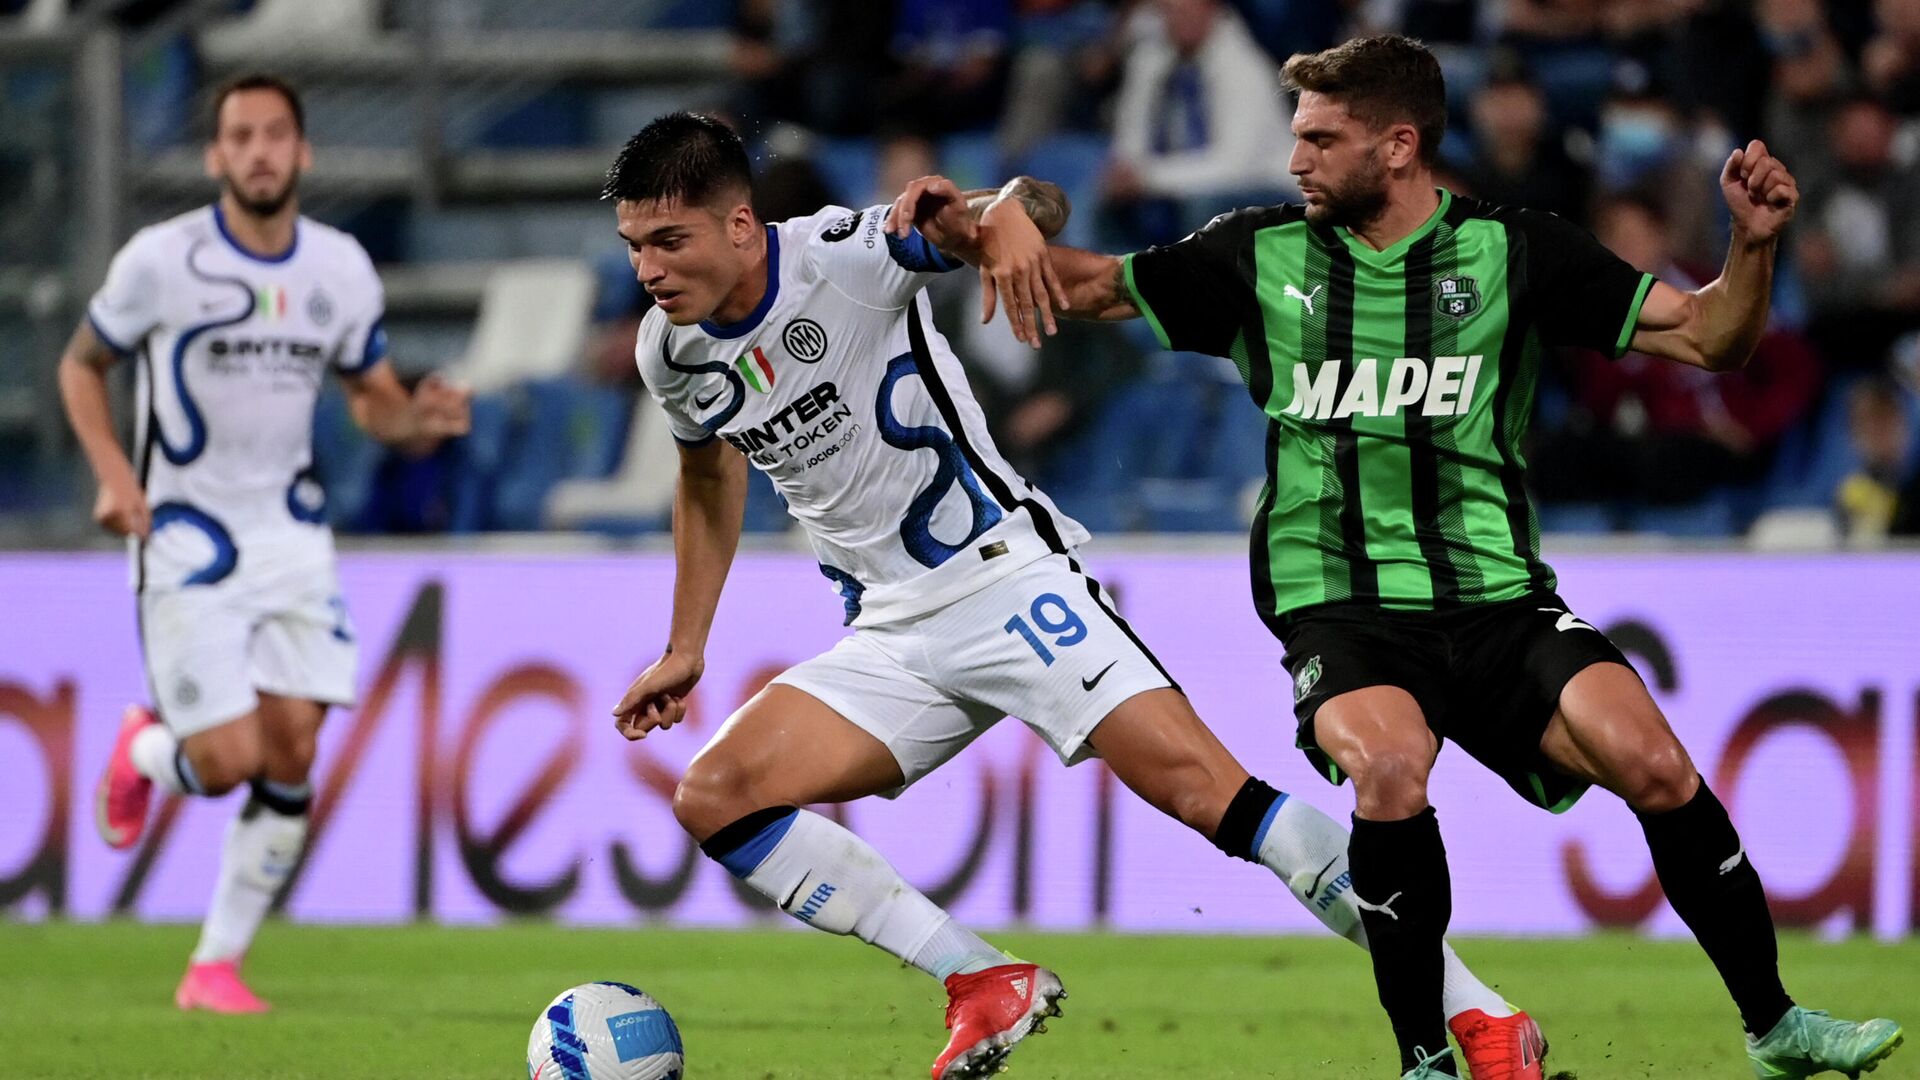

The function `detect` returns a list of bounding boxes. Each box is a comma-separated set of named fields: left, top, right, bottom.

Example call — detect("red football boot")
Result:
left=930, top=963, right=1066, bottom=1080
left=1451, top=1008, right=1548, bottom=1080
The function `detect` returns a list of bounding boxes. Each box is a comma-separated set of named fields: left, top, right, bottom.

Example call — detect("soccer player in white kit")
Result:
left=603, top=114, right=1532, bottom=1080
left=60, top=75, right=470, bottom=1013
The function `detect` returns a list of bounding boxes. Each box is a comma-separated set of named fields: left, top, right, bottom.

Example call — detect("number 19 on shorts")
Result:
left=1004, top=593, right=1087, bottom=666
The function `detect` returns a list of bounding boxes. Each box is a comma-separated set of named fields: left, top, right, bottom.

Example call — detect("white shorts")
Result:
left=139, top=573, right=359, bottom=738
left=773, top=552, right=1176, bottom=795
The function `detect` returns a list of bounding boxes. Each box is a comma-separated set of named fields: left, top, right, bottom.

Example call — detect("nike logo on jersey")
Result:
left=1281, top=355, right=1484, bottom=420
left=1303, top=856, right=1340, bottom=902
left=1081, top=661, right=1118, bottom=692
left=694, top=386, right=725, bottom=409
left=1537, top=607, right=1597, bottom=634
left=1283, top=283, right=1321, bottom=316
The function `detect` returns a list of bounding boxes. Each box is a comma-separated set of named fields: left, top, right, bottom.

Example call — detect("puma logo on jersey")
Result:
left=1719, top=845, right=1746, bottom=875
left=1537, top=607, right=1596, bottom=634
left=1283, top=283, right=1321, bottom=316
left=1281, top=355, right=1484, bottom=420
left=1354, top=890, right=1403, bottom=921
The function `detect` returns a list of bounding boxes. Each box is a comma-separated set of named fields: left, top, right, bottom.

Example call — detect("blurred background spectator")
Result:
left=1797, top=95, right=1920, bottom=367
left=885, top=0, right=1015, bottom=134
left=4, top=0, right=1920, bottom=545
left=1835, top=373, right=1920, bottom=536
left=1101, top=0, right=1296, bottom=247
left=1531, top=192, right=1821, bottom=509
left=1456, top=51, right=1587, bottom=219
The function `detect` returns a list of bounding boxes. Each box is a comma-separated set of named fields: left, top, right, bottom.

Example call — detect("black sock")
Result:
left=1350, top=808, right=1456, bottom=1076
left=245, top=778, right=312, bottom=819
left=1211, top=776, right=1284, bottom=862
left=1638, top=783, right=1793, bottom=1034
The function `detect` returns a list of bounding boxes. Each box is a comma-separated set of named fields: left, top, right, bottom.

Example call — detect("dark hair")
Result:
left=602, top=112, right=753, bottom=207
left=1281, top=34, right=1447, bottom=164
left=208, top=73, right=305, bottom=138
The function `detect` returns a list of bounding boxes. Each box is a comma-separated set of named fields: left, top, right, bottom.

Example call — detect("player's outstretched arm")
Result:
left=56, top=319, right=149, bottom=537
left=1047, top=246, right=1142, bottom=323
left=888, top=175, right=1075, bottom=346
left=1629, top=139, right=1798, bottom=372
left=343, top=363, right=473, bottom=449
left=612, top=438, right=748, bottom=741
left=973, top=244, right=1142, bottom=347
left=885, top=174, right=1071, bottom=258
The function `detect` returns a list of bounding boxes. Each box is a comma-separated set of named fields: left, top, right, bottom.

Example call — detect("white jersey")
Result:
left=637, top=205, right=1090, bottom=627
left=87, top=204, right=388, bottom=591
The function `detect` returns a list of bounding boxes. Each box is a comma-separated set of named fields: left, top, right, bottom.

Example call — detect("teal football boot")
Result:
left=1747, top=1006, right=1903, bottom=1079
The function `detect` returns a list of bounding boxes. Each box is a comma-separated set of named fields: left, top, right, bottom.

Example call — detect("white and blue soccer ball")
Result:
left=527, top=982, right=684, bottom=1080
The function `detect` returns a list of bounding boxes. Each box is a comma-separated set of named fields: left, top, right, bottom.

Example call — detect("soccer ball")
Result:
left=527, top=982, right=685, bottom=1080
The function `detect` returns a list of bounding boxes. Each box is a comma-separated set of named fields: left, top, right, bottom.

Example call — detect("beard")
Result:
left=1303, top=150, right=1389, bottom=229
left=225, top=170, right=299, bottom=217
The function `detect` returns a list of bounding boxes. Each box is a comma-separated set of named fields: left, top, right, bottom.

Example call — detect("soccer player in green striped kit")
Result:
left=906, top=32, right=1905, bottom=1080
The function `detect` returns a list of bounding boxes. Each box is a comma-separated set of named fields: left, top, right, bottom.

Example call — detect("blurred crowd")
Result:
left=9, top=0, right=1919, bottom=538
left=572, top=0, right=1920, bottom=539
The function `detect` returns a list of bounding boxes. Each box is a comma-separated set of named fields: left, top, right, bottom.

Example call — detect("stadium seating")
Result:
left=543, top=391, right=680, bottom=535
left=491, top=377, right=630, bottom=530
left=447, top=259, right=595, bottom=394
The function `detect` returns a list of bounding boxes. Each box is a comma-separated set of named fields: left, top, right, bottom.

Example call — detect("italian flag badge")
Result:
left=736, top=346, right=775, bottom=393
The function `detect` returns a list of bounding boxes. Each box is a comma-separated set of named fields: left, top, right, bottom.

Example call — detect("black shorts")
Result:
left=1278, top=591, right=1633, bottom=813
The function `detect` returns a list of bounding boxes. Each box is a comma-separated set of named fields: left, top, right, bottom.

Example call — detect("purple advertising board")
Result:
left=3, top=550, right=1917, bottom=938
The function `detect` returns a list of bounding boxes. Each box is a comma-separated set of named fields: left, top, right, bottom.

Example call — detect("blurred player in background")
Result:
left=58, top=74, right=470, bottom=1013
left=963, top=32, right=1904, bottom=1080
left=604, top=112, right=1542, bottom=1080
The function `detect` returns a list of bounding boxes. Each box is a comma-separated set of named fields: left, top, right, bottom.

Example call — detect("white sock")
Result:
left=130, top=722, right=189, bottom=795
left=1252, top=794, right=1512, bottom=1021
left=191, top=789, right=308, bottom=964
left=714, top=809, right=1009, bottom=981
left=1254, top=795, right=1369, bottom=945
left=909, top=915, right=1008, bottom=982
left=1441, top=941, right=1512, bottom=1019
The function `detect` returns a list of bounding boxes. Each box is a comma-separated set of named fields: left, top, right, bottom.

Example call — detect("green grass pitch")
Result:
left=3, top=923, right=1913, bottom=1078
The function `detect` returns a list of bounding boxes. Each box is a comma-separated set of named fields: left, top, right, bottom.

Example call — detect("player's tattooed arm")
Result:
left=1046, top=247, right=1141, bottom=323
left=56, top=319, right=149, bottom=537
left=884, top=175, right=1069, bottom=260
left=887, top=173, right=1075, bottom=346
left=964, top=177, right=1070, bottom=240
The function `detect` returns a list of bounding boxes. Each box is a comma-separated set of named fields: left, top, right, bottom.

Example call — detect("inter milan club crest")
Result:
left=1433, top=275, right=1480, bottom=320
left=307, top=287, right=335, bottom=326
left=782, top=317, right=828, bottom=363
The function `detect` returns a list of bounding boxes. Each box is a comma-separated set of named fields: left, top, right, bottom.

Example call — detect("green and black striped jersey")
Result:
left=1123, top=189, right=1655, bottom=626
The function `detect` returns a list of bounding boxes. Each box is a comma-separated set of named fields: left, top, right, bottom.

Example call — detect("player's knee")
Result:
left=1164, top=778, right=1233, bottom=836
left=672, top=757, right=759, bottom=840
left=1617, top=741, right=1699, bottom=814
left=187, top=743, right=264, bottom=796
left=270, top=730, right=320, bottom=781
left=1345, top=748, right=1432, bottom=819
